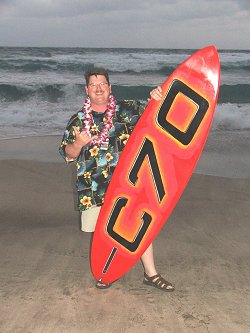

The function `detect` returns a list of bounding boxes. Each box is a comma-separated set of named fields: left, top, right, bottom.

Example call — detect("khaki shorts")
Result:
left=81, top=206, right=101, bottom=232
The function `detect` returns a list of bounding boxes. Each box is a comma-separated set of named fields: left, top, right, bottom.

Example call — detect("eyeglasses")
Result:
left=88, top=82, right=109, bottom=88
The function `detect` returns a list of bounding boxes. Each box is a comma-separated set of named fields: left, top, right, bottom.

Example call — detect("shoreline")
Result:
left=0, top=133, right=249, bottom=179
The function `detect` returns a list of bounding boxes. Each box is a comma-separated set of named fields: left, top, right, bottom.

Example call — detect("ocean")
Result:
left=0, top=47, right=249, bottom=177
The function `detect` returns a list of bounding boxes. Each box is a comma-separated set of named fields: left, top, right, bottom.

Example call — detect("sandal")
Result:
left=96, top=279, right=112, bottom=289
left=143, top=272, right=175, bottom=292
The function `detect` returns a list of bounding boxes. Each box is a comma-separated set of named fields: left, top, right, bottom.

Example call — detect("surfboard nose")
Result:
left=185, top=45, right=220, bottom=97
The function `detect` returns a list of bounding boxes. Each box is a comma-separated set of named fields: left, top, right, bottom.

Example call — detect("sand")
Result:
left=0, top=136, right=250, bottom=333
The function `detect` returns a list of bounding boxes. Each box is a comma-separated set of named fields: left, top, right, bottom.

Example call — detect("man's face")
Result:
left=85, top=75, right=111, bottom=106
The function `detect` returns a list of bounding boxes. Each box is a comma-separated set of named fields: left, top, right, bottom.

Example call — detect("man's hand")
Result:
left=72, top=126, right=92, bottom=147
left=65, top=126, right=93, bottom=160
left=149, top=86, right=162, bottom=101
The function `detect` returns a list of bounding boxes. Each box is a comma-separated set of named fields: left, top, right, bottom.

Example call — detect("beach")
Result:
left=0, top=135, right=249, bottom=333
left=1, top=46, right=250, bottom=332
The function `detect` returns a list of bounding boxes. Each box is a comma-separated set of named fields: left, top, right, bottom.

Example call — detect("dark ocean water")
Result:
left=0, top=47, right=249, bottom=138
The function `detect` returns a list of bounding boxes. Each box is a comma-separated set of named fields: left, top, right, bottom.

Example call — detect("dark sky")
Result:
left=0, top=0, right=249, bottom=49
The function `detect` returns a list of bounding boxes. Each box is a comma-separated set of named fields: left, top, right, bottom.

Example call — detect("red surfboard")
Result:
left=91, top=46, right=220, bottom=284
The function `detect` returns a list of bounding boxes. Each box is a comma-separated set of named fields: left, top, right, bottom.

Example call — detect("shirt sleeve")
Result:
left=117, top=99, right=146, bottom=118
left=117, top=100, right=147, bottom=132
left=59, top=113, right=83, bottom=163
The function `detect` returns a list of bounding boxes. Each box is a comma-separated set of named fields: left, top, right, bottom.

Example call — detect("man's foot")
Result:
left=143, top=272, right=175, bottom=292
left=96, top=280, right=112, bottom=289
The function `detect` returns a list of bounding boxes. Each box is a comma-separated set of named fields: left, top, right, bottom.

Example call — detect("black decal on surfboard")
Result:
left=157, top=79, right=209, bottom=145
left=106, top=197, right=152, bottom=252
left=128, top=138, right=165, bottom=203
left=102, top=247, right=118, bottom=274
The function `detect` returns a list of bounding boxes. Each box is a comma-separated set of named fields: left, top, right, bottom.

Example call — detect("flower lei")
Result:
left=83, top=94, right=116, bottom=146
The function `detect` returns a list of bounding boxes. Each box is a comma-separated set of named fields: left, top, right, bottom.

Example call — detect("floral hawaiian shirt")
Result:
left=59, top=100, right=145, bottom=211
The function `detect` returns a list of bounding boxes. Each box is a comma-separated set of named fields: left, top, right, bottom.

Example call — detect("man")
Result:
left=59, top=67, right=174, bottom=291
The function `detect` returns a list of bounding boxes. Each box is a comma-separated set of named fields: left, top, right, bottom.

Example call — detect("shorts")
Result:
left=81, top=206, right=101, bottom=232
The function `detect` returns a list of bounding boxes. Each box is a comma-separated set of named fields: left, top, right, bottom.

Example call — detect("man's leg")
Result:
left=140, top=243, right=157, bottom=276
left=141, top=243, right=175, bottom=292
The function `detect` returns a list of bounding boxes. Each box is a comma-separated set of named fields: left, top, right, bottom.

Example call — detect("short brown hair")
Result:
left=84, top=67, right=110, bottom=86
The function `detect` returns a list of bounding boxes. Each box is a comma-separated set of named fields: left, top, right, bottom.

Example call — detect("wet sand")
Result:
left=0, top=136, right=249, bottom=333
